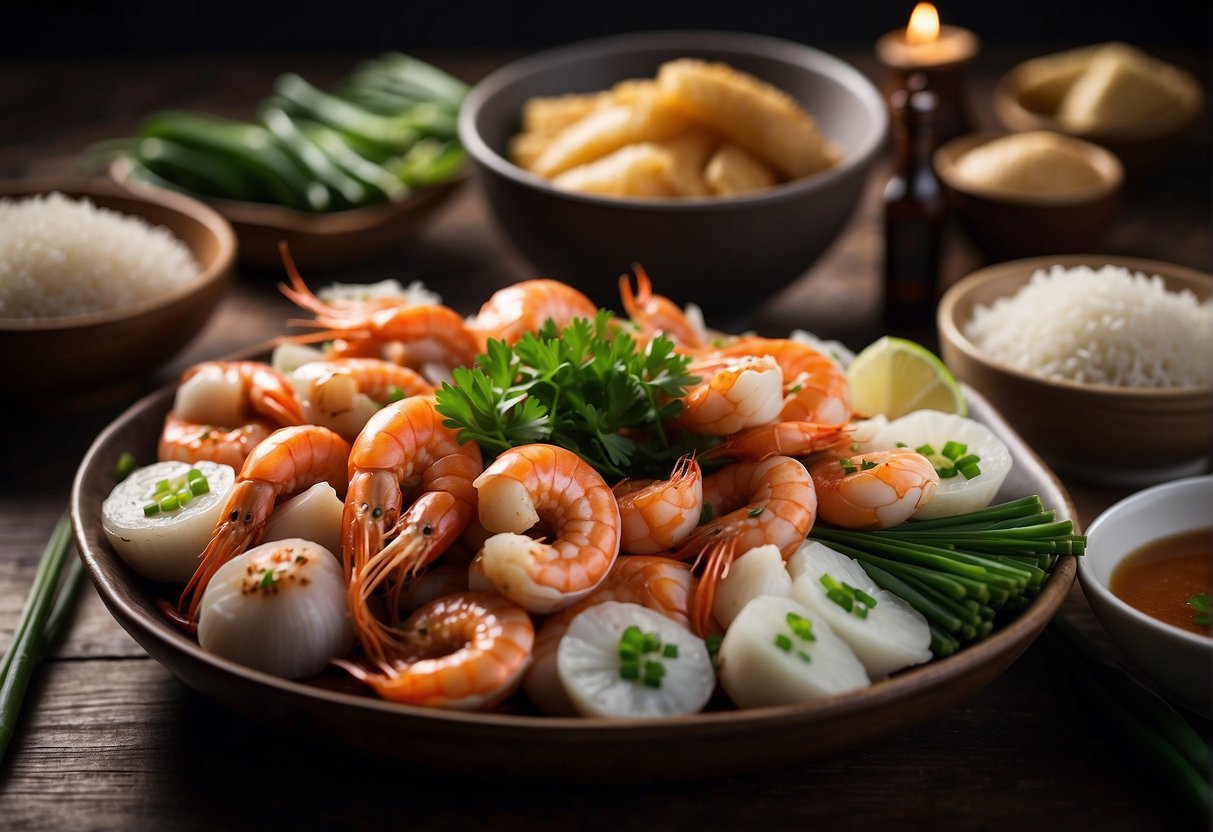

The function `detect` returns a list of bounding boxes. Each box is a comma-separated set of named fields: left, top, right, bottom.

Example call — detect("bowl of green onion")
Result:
left=101, top=53, right=470, bottom=272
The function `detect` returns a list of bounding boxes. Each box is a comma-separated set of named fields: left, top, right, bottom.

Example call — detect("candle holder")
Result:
left=876, top=6, right=980, bottom=143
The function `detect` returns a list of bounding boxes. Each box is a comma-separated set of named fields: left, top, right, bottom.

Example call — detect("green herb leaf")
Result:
left=433, top=310, right=700, bottom=479
left=1189, top=593, right=1210, bottom=627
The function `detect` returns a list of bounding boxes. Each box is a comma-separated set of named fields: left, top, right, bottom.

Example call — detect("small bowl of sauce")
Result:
left=1080, top=476, right=1212, bottom=712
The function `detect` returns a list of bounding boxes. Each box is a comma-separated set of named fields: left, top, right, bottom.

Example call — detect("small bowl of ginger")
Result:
left=1079, top=475, right=1212, bottom=712
left=933, top=130, right=1123, bottom=260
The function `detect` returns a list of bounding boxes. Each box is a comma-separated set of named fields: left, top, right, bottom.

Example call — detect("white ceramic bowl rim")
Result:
left=1080, top=474, right=1213, bottom=649
left=939, top=255, right=1213, bottom=399
left=0, top=179, right=236, bottom=331
left=459, top=29, right=889, bottom=212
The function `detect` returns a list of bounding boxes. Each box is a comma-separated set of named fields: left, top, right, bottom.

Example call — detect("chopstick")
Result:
left=0, top=512, right=83, bottom=764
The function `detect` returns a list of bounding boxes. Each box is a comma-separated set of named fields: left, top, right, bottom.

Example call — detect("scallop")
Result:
left=788, top=541, right=932, bottom=678
left=557, top=602, right=715, bottom=718
left=197, top=538, right=353, bottom=679
left=869, top=410, right=1012, bottom=519
left=717, top=595, right=869, bottom=708
left=711, top=544, right=793, bottom=630
left=102, top=460, right=235, bottom=583
left=270, top=341, right=326, bottom=375
left=263, top=481, right=344, bottom=557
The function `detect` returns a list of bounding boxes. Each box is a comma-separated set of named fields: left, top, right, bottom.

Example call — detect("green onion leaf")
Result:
left=915, top=444, right=936, bottom=457
left=773, top=633, right=793, bottom=652
left=941, top=441, right=967, bottom=460
left=113, top=452, right=138, bottom=481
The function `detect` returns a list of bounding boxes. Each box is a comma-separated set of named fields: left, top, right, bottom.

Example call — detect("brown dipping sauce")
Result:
left=1109, top=528, right=1212, bottom=637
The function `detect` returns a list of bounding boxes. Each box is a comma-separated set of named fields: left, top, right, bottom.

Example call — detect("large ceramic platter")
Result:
left=71, top=380, right=1076, bottom=781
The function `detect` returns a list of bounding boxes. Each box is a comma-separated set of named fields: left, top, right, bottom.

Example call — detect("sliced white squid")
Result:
left=102, top=460, right=236, bottom=583
left=788, top=541, right=932, bottom=678
left=262, top=481, right=344, bottom=557
left=869, top=410, right=1012, bottom=519
left=557, top=602, right=715, bottom=718
left=711, top=543, right=793, bottom=630
left=197, top=538, right=353, bottom=679
left=717, top=595, right=869, bottom=708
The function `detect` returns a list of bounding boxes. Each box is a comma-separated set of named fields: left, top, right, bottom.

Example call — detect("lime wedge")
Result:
left=846, top=336, right=966, bottom=419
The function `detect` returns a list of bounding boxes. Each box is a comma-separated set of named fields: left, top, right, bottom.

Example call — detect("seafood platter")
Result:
left=14, top=39, right=1204, bottom=780
left=71, top=257, right=1080, bottom=777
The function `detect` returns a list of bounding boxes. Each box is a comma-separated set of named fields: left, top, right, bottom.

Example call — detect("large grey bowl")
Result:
left=459, top=30, right=888, bottom=315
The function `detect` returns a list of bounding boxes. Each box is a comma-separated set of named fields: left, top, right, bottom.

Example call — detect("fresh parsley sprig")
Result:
left=434, top=311, right=702, bottom=479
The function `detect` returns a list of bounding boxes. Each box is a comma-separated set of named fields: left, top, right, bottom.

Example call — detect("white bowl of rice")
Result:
left=0, top=178, right=235, bottom=400
left=938, top=255, right=1213, bottom=485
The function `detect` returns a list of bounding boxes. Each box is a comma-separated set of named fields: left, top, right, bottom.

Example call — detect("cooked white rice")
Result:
left=964, top=264, right=1213, bottom=388
left=0, top=192, right=200, bottom=319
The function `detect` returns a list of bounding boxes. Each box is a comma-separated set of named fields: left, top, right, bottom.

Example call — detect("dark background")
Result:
left=4, top=0, right=1211, bottom=55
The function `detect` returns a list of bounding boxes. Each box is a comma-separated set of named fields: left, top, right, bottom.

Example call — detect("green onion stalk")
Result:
left=808, top=496, right=1084, bottom=657
left=0, top=512, right=84, bottom=763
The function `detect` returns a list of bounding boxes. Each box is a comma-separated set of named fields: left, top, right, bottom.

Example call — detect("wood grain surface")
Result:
left=0, top=44, right=1209, bottom=831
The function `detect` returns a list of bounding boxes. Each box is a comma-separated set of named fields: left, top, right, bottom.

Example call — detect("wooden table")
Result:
left=1, top=45, right=1209, bottom=831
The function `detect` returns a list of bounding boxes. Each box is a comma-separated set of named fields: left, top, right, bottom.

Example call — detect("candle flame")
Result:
left=906, top=2, right=940, bottom=44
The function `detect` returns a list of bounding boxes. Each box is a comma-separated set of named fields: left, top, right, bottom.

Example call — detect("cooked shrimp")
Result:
left=614, top=454, right=703, bottom=555
left=674, top=354, right=784, bottom=436
left=708, top=337, right=851, bottom=427
left=343, top=396, right=482, bottom=663
left=178, top=425, right=352, bottom=621
left=157, top=413, right=275, bottom=470
left=466, top=278, right=598, bottom=348
left=159, top=360, right=305, bottom=467
left=676, top=456, right=817, bottom=636
left=618, top=265, right=706, bottom=348
left=291, top=358, right=435, bottom=441
left=708, top=420, right=850, bottom=462
left=473, top=444, right=620, bottom=613
left=280, top=250, right=479, bottom=379
left=337, top=591, right=534, bottom=711
left=809, top=448, right=939, bottom=530
left=174, top=360, right=305, bottom=428
left=524, top=555, right=697, bottom=715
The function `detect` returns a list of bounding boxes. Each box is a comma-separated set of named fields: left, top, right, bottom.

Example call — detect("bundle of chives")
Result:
left=1043, top=617, right=1210, bottom=823
left=808, top=496, right=1083, bottom=656
left=0, top=512, right=85, bottom=763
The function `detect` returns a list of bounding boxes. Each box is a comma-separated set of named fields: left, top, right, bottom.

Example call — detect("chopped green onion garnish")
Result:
left=643, top=660, right=665, bottom=688
left=705, top=634, right=723, bottom=656
left=748, top=507, right=764, bottom=517
left=153, top=479, right=171, bottom=495
left=114, top=452, right=138, bottom=481
left=773, top=633, right=793, bottom=652
left=1187, top=593, right=1209, bottom=626
left=186, top=468, right=205, bottom=482
left=958, top=462, right=982, bottom=479
left=662, top=644, right=679, bottom=658
left=953, top=454, right=981, bottom=469
left=785, top=612, right=816, bottom=642
left=797, top=650, right=812, bottom=664
left=941, top=441, right=967, bottom=461
left=189, top=477, right=210, bottom=496
left=938, top=466, right=959, bottom=479
left=158, top=494, right=179, bottom=512
left=860, top=460, right=878, bottom=471
left=788, top=383, right=803, bottom=394
left=260, top=569, right=277, bottom=589
left=839, top=458, right=857, bottom=475
left=142, top=503, right=160, bottom=517
left=642, top=632, right=662, bottom=653
left=175, top=488, right=193, bottom=506
left=854, top=587, right=878, bottom=608
left=620, top=663, right=640, bottom=680
left=827, top=587, right=854, bottom=611
left=915, top=444, right=936, bottom=457
left=895, top=442, right=907, bottom=448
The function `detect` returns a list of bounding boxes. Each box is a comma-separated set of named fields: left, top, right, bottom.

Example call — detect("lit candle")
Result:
left=877, top=3, right=980, bottom=70
left=876, top=3, right=979, bottom=141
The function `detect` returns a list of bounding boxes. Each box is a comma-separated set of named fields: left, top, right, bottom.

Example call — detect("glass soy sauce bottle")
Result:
left=883, top=80, right=944, bottom=333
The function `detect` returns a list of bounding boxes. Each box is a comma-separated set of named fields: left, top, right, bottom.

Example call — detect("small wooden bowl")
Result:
left=113, top=158, right=466, bottom=273
left=0, top=177, right=235, bottom=401
left=993, top=54, right=1204, bottom=176
left=938, top=255, right=1213, bottom=486
left=934, top=133, right=1122, bottom=260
